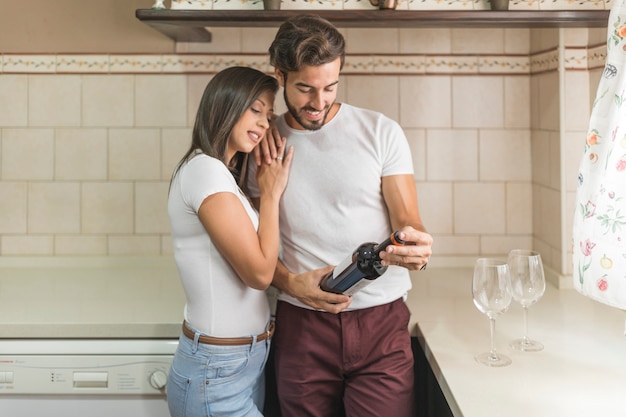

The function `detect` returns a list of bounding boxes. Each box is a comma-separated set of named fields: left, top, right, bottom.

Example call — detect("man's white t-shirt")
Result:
left=168, top=154, right=271, bottom=337
left=249, top=103, right=415, bottom=311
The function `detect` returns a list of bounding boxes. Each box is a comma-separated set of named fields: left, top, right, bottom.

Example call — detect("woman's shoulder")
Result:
left=185, top=153, right=227, bottom=171
left=181, top=154, right=232, bottom=181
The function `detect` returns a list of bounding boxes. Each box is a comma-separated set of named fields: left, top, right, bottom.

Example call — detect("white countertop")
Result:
left=0, top=257, right=185, bottom=338
left=4, top=257, right=626, bottom=415
left=406, top=267, right=626, bottom=417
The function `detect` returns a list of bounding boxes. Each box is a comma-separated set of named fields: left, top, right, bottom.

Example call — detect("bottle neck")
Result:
left=374, top=231, right=406, bottom=257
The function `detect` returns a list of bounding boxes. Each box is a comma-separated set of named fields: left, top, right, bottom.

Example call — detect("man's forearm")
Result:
left=272, top=259, right=292, bottom=294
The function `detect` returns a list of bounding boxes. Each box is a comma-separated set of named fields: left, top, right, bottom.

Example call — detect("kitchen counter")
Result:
left=406, top=267, right=626, bottom=417
left=0, top=256, right=185, bottom=339
left=4, top=257, right=626, bottom=415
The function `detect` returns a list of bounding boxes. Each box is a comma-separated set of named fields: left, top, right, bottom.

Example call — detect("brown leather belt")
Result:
left=182, top=321, right=275, bottom=346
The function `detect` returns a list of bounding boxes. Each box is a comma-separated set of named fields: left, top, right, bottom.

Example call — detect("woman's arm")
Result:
left=198, top=145, right=294, bottom=291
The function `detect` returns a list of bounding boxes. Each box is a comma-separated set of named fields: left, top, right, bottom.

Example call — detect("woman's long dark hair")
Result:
left=171, top=66, right=279, bottom=193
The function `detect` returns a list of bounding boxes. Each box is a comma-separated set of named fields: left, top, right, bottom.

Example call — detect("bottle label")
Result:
left=343, top=278, right=373, bottom=296
left=333, top=252, right=356, bottom=279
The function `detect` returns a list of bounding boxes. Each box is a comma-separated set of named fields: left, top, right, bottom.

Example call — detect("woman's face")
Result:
left=227, top=91, right=275, bottom=161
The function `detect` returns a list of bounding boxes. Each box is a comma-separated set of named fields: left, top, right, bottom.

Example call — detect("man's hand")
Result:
left=378, top=226, right=432, bottom=271
left=283, top=266, right=352, bottom=314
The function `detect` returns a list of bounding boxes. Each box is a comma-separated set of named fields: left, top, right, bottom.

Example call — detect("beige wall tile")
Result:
left=55, top=128, right=108, bottom=180
left=506, top=182, right=533, bottom=234
left=405, top=129, right=426, bottom=181
left=589, top=67, right=603, bottom=109
left=430, top=235, right=480, bottom=255
left=532, top=184, right=542, bottom=244
left=504, top=29, right=530, bottom=54
left=161, top=235, right=173, bottom=255
left=1, top=128, right=54, bottom=180
left=563, top=131, right=587, bottom=192
left=536, top=72, right=560, bottom=131
left=187, top=74, right=213, bottom=127
left=0, top=43, right=594, bottom=265
left=242, top=28, right=279, bottom=53
left=108, top=235, right=162, bottom=255
left=564, top=189, right=576, bottom=264
left=564, top=71, right=592, bottom=131
left=336, top=76, right=347, bottom=104
left=1, top=235, right=53, bottom=255
left=505, top=76, right=531, bottom=128
left=162, top=128, right=192, bottom=180
left=480, top=129, right=531, bottom=181
left=82, top=182, right=134, bottom=234
left=530, top=29, right=559, bottom=53
left=529, top=75, right=540, bottom=129
left=452, top=28, right=505, bottom=54
left=454, top=183, right=506, bottom=234
left=481, top=235, right=534, bottom=255
left=135, top=182, right=170, bottom=234
left=109, top=129, right=161, bottom=180
left=550, top=247, right=566, bottom=278
left=534, top=185, right=562, bottom=248
left=416, top=182, right=453, bottom=234
left=531, top=130, right=551, bottom=187
left=54, top=235, right=108, bottom=255
left=563, top=28, right=589, bottom=46
left=28, top=75, right=81, bottom=126
left=135, top=75, right=188, bottom=127
left=587, top=27, right=608, bottom=45
left=0, top=182, right=27, bottom=233
left=400, top=76, right=451, bottom=128
left=548, top=131, right=561, bottom=190
left=453, top=76, right=504, bottom=128
left=427, top=129, right=478, bottom=181
left=346, top=76, right=399, bottom=121
left=399, top=28, right=452, bottom=54
left=0, top=75, right=28, bottom=127
left=82, top=75, right=134, bottom=127
left=345, top=28, right=399, bottom=54
left=28, top=182, right=80, bottom=233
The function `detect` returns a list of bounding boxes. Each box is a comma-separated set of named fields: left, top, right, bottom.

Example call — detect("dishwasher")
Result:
left=0, top=256, right=185, bottom=417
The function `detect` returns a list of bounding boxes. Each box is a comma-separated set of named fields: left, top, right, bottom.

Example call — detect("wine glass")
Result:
left=507, top=249, right=546, bottom=352
left=472, top=258, right=513, bottom=367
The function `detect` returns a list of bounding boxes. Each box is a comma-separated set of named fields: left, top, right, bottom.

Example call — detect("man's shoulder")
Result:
left=340, top=103, right=399, bottom=126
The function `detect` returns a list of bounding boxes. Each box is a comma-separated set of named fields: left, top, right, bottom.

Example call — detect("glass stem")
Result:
left=489, top=317, right=498, bottom=359
left=522, top=305, right=529, bottom=344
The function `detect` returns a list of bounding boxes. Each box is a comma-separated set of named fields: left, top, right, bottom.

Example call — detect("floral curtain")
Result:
left=573, top=0, right=626, bottom=309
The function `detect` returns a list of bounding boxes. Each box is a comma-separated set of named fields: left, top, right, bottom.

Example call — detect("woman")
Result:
left=166, top=66, right=293, bottom=417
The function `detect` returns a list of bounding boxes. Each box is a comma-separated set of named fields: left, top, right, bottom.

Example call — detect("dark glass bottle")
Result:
left=319, top=231, right=409, bottom=295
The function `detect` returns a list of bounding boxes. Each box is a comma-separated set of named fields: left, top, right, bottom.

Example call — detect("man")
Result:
left=250, top=14, right=433, bottom=417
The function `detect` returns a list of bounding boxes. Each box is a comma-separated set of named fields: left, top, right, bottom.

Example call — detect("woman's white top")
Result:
left=168, top=154, right=270, bottom=337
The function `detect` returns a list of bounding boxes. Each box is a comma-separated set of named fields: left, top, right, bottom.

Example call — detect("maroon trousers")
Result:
left=273, top=298, right=415, bottom=417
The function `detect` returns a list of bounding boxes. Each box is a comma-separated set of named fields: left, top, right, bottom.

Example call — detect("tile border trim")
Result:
left=0, top=48, right=607, bottom=75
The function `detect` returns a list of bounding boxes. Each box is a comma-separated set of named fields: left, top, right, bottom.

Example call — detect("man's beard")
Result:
left=284, top=89, right=330, bottom=131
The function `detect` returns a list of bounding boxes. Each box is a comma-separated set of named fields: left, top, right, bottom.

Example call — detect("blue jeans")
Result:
left=166, top=330, right=270, bottom=417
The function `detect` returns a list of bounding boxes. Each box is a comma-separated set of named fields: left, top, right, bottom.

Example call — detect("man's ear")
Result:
left=274, top=68, right=285, bottom=87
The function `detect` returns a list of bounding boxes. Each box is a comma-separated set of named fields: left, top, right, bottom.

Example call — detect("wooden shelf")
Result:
left=136, top=9, right=610, bottom=42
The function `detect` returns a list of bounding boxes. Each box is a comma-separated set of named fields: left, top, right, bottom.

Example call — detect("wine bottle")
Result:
left=319, top=231, right=411, bottom=296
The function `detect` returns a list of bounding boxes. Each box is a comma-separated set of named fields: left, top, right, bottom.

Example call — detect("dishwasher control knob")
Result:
left=149, top=370, right=168, bottom=390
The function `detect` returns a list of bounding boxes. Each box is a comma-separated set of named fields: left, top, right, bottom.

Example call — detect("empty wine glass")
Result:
left=472, top=258, right=513, bottom=367
left=508, top=249, right=546, bottom=352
